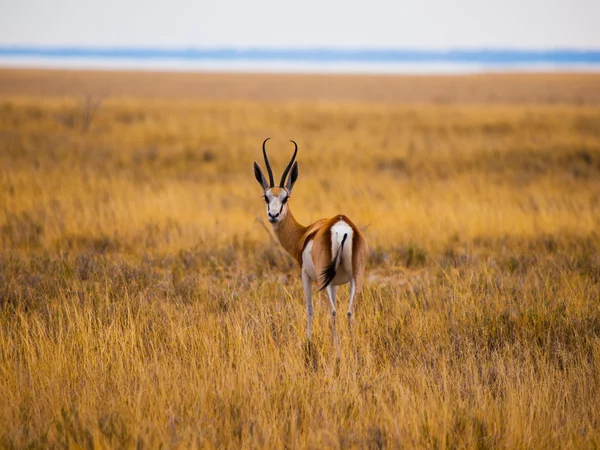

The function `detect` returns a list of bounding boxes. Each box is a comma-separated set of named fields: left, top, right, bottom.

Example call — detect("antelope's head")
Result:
left=253, top=138, right=299, bottom=224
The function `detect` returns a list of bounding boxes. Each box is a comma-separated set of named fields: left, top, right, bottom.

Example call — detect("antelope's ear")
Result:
left=254, top=162, right=269, bottom=191
left=285, top=161, right=299, bottom=194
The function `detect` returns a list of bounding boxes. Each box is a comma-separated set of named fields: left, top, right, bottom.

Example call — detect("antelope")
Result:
left=253, top=138, right=369, bottom=341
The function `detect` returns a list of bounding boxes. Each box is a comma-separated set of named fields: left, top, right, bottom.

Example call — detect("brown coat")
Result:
left=272, top=210, right=368, bottom=293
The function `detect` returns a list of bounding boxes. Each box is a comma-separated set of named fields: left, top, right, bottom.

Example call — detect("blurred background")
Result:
left=1, top=0, right=600, bottom=73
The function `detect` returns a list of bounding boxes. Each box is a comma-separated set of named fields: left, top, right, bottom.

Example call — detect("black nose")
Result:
left=268, top=212, right=279, bottom=219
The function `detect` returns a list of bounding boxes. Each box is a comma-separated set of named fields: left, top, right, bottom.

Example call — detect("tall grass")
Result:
left=1, top=90, right=599, bottom=448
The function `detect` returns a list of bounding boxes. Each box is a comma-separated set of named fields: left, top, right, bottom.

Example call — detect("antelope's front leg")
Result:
left=302, top=270, right=313, bottom=340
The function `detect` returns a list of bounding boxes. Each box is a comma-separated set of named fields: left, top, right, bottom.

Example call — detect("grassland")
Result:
left=1, top=70, right=600, bottom=448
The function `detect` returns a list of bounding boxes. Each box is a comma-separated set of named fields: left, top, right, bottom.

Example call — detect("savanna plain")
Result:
left=1, top=69, right=600, bottom=449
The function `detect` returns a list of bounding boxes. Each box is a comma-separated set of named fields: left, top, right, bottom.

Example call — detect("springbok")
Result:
left=253, top=138, right=369, bottom=341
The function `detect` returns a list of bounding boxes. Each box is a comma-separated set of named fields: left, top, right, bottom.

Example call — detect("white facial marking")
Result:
left=264, top=188, right=289, bottom=224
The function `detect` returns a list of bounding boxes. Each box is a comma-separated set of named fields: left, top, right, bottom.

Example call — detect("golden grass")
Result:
left=1, top=69, right=600, bottom=104
left=1, top=71, right=600, bottom=448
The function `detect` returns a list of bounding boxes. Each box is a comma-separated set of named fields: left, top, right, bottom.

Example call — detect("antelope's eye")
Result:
left=282, top=196, right=289, bottom=204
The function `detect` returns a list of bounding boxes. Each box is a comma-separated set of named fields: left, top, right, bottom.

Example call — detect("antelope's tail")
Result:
left=319, top=233, right=348, bottom=291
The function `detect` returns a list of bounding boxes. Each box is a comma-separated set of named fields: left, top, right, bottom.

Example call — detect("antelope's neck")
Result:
left=272, top=209, right=307, bottom=265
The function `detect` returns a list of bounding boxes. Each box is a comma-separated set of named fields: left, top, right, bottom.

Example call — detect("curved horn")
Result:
left=262, top=138, right=274, bottom=187
left=279, top=140, right=298, bottom=188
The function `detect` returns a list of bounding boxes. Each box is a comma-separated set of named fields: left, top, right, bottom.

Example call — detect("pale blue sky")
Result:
left=1, top=0, right=599, bottom=49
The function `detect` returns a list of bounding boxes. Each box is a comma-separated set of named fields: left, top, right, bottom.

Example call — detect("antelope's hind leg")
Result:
left=347, top=279, right=357, bottom=343
left=347, top=279, right=357, bottom=318
left=347, top=240, right=367, bottom=319
left=326, top=284, right=340, bottom=351
left=302, top=270, right=314, bottom=340
left=326, top=284, right=338, bottom=317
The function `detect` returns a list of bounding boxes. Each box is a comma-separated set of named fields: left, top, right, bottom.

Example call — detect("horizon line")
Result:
left=1, top=45, right=600, bottom=64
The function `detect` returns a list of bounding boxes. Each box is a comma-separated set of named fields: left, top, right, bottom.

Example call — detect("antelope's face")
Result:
left=253, top=138, right=299, bottom=226
left=263, top=187, right=290, bottom=224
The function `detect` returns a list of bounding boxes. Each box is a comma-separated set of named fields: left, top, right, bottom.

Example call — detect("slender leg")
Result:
left=326, top=284, right=339, bottom=352
left=347, top=279, right=356, bottom=317
left=326, top=285, right=338, bottom=316
left=302, top=271, right=313, bottom=340
left=347, top=279, right=356, bottom=344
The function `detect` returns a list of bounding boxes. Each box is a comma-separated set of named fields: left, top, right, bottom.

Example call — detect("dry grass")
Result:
left=1, top=68, right=600, bottom=104
left=1, top=70, right=600, bottom=448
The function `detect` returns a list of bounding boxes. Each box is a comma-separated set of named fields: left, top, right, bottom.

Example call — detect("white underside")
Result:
left=302, top=220, right=353, bottom=286
left=302, top=240, right=318, bottom=281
